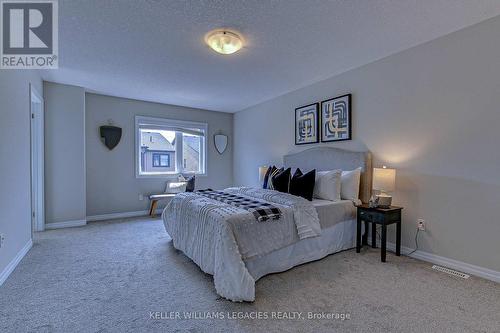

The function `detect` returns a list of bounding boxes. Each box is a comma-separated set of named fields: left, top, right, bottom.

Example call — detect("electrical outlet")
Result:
left=138, top=194, right=144, bottom=201
left=0, top=234, right=4, bottom=248
left=417, top=219, right=426, bottom=231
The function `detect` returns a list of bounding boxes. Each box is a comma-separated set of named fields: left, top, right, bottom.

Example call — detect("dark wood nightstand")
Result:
left=356, top=204, right=403, bottom=262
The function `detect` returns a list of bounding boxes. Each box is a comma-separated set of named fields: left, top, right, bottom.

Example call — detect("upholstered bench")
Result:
left=148, top=193, right=176, bottom=217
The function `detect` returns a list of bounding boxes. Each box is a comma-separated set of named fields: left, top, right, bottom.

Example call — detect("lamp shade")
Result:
left=373, top=167, right=396, bottom=193
left=259, top=166, right=269, bottom=183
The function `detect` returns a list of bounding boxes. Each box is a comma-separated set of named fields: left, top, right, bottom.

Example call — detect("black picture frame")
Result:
left=295, top=102, right=319, bottom=145
left=320, top=93, right=352, bottom=142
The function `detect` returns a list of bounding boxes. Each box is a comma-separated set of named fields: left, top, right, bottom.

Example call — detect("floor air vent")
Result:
left=432, top=265, right=470, bottom=279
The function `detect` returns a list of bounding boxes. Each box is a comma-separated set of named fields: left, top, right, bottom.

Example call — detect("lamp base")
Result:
left=376, top=194, right=392, bottom=208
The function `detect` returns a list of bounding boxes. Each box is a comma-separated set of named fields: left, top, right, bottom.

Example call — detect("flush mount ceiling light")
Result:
left=205, top=30, right=243, bottom=55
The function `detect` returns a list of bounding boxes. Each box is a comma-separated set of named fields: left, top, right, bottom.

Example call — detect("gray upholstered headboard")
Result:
left=283, top=147, right=372, bottom=203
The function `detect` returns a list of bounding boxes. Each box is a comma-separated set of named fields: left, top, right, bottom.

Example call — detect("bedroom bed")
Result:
left=162, top=147, right=372, bottom=302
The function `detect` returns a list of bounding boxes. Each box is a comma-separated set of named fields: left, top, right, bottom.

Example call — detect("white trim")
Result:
left=0, top=239, right=33, bottom=286
left=366, top=239, right=500, bottom=283
left=86, top=209, right=163, bottom=222
left=30, top=84, right=45, bottom=233
left=135, top=115, right=208, bottom=179
left=46, top=208, right=164, bottom=227
left=45, top=219, right=87, bottom=230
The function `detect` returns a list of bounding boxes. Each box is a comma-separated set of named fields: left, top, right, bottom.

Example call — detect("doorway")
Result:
left=30, top=84, right=45, bottom=233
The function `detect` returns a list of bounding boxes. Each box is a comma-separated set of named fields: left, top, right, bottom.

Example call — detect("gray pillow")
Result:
left=185, top=175, right=195, bottom=192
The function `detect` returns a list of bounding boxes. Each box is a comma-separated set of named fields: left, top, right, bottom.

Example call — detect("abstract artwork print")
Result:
left=295, top=103, right=319, bottom=145
left=321, top=94, right=352, bottom=142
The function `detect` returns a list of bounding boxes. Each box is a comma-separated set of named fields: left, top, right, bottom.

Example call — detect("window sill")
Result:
left=136, top=173, right=207, bottom=179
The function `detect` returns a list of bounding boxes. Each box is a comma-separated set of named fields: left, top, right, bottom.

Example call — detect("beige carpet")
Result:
left=0, top=217, right=499, bottom=333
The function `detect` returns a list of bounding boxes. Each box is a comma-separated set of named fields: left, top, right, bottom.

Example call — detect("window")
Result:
left=182, top=133, right=202, bottom=173
left=152, top=153, right=170, bottom=167
left=136, top=116, right=207, bottom=177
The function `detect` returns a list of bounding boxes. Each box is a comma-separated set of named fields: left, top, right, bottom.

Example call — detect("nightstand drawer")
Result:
left=385, top=210, right=401, bottom=223
left=358, top=210, right=384, bottom=223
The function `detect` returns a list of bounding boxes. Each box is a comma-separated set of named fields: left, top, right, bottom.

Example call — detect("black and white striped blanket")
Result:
left=196, top=190, right=282, bottom=222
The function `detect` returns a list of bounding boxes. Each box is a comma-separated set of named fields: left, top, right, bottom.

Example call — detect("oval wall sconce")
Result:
left=214, top=134, right=228, bottom=154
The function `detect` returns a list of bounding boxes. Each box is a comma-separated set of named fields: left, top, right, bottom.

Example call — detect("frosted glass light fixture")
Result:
left=205, top=30, right=243, bottom=55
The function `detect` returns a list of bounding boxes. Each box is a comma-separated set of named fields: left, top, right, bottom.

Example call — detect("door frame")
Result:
left=30, top=84, right=45, bottom=232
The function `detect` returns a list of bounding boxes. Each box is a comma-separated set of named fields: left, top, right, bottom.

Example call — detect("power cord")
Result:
left=407, top=228, right=420, bottom=256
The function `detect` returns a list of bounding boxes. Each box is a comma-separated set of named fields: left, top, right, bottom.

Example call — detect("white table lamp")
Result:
left=373, top=166, right=396, bottom=208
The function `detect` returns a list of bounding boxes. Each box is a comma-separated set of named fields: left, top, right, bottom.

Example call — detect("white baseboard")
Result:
left=366, top=239, right=500, bottom=283
left=86, top=208, right=163, bottom=222
left=0, top=239, right=33, bottom=286
left=45, top=219, right=87, bottom=230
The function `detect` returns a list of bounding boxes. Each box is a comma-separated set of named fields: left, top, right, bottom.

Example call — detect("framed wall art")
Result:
left=295, top=103, right=319, bottom=145
left=320, top=94, right=351, bottom=142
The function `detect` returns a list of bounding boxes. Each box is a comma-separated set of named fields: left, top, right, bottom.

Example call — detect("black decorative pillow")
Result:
left=271, top=168, right=291, bottom=193
left=290, top=168, right=316, bottom=201
left=185, top=175, right=195, bottom=192
left=262, top=165, right=275, bottom=189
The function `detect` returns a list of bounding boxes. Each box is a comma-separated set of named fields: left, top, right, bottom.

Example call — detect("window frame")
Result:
left=135, top=116, right=208, bottom=178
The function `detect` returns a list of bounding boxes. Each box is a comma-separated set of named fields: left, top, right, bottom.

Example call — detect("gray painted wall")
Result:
left=85, top=93, right=233, bottom=217
left=234, top=16, right=500, bottom=272
left=0, top=71, right=42, bottom=277
left=44, top=82, right=86, bottom=224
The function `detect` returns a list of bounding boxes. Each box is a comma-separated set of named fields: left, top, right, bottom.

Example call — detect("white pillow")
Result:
left=313, top=170, right=342, bottom=201
left=341, top=168, right=362, bottom=202
left=165, top=181, right=187, bottom=193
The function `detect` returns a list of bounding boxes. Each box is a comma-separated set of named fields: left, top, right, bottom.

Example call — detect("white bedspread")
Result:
left=162, top=187, right=320, bottom=302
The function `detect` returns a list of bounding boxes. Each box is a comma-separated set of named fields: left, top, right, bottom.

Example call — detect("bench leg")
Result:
left=148, top=200, right=153, bottom=216
left=149, top=200, right=158, bottom=217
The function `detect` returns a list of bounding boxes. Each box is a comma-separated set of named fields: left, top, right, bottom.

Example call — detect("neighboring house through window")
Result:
left=135, top=116, right=207, bottom=177
left=152, top=153, right=170, bottom=167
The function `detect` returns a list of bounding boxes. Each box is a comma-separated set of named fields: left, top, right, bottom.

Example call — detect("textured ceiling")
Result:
left=42, top=0, right=500, bottom=112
